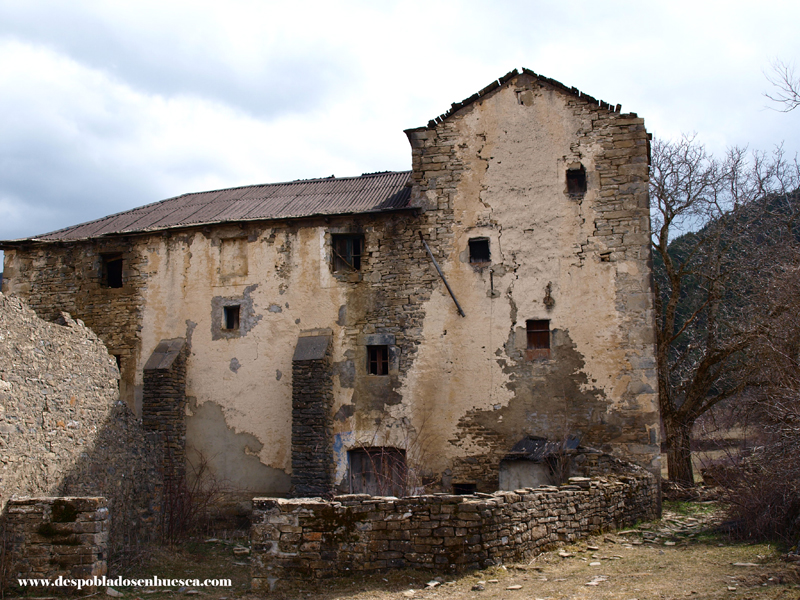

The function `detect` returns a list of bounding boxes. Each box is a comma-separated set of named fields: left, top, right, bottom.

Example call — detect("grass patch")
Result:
left=663, top=499, right=719, bottom=516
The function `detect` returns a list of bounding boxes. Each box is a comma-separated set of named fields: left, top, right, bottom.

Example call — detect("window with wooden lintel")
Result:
left=101, top=253, right=123, bottom=288
left=468, top=238, right=490, bottom=263
left=526, top=319, right=550, bottom=359
left=223, top=305, right=240, bottom=331
left=367, top=345, right=389, bottom=375
left=349, top=447, right=406, bottom=496
left=332, top=234, right=364, bottom=271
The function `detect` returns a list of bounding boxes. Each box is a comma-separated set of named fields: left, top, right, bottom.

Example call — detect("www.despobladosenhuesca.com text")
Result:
left=18, top=576, right=232, bottom=590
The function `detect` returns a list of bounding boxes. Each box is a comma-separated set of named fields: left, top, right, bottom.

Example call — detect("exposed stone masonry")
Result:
left=5, top=497, right=108, bottom=582
left=0, top=293, right=161, bottom=548
left=0, top=238, right=149, bottom=409
left=251, top=469, right=658, bottom=589
left=291, top=334, right=334, bottom=497
left=142, top=338, right=188, bottom=485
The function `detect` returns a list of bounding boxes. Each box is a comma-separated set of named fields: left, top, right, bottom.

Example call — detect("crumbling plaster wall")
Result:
left=399, top=72, right=658, bottom=488
left=137, top=213, right=442, bottom=497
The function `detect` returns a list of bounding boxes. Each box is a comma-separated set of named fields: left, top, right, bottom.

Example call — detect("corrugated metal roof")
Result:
left=10, top=171, right=413, bottom=243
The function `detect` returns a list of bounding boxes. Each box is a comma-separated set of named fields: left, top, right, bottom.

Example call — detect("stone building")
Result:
left=1, top=69, right=659, bottom=499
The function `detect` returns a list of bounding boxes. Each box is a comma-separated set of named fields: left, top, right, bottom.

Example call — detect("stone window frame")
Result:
left=359, top=334, right=399, bottom=377
left=210, top=284, right=261, bottom=341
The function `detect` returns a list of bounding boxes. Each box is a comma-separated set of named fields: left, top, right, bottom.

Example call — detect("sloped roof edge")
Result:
left=2, top=170, right=414, bottom=245
left=414, top=67, right=630, bottom=131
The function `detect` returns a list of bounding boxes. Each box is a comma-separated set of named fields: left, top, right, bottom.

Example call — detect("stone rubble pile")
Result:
left=0, top=293, right=160, bottom=547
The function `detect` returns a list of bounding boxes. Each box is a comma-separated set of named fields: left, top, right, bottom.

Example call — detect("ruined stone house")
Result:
left=1, top=68, right=659, bottom=500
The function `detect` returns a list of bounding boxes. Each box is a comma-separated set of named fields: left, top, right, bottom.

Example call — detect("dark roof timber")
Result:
left=423, top=67, right=628, bottom=129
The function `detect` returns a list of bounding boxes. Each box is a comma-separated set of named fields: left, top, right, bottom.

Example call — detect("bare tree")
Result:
left=765, top=59, right=800, bottom=112
left=713, top=262, right=800, bottom=541
left=650, top=136, right=799, bottom=485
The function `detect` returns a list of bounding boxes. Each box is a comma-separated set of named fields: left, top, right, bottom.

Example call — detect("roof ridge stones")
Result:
left=420, top=67, right=631, bottom=130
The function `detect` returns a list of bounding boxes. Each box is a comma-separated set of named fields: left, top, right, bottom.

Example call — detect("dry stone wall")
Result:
left=0, top=293, right=161, bottom=548
left=251, top=471, right=658, bottom=589
left=4, top=497, right=108, bottom=582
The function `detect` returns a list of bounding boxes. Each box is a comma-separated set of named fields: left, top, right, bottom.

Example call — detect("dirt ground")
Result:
left=13, top=502, right=799, bottom=599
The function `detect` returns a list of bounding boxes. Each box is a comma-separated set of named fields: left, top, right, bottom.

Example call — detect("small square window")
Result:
left=367, top=345, right=389, bottom=375
left=468, top=238, right=490, bottom=263
left=527, top=319, right=550, bottom=349
left=526, top=319, right=550, bottom=360
left=102, top=253, right=123, bottom=288
left=223, top=305, right=240, bottom=330
left=566, top=165, right=587, bottom=195
left=332, top=234, right=364, bottom=271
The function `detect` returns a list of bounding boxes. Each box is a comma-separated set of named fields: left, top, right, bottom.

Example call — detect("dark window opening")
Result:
left=349, top=447, right=407, bottom=496
left=566, top=165, right=587, bottom=195
left=368, top=345, right=389, bottom=375
left=223, top=305, right=240, bottom=330
left=113, top=354, right=121, bottom=371
left=332, top=234, right=364, bottom=271
left=102, top=254, right=123, bottom=288
left=453, top=483, right=477, bottom=495
left=469, top=238, right=490, bottom=263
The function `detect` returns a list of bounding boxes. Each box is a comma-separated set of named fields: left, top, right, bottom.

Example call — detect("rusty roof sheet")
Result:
left=11, top=171, right=413, bottom=243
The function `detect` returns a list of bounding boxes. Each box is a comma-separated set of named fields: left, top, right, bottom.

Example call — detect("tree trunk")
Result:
left=664, top=415, right=696, bottom=485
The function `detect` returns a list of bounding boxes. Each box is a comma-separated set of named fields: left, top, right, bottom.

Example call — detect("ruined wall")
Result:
left=1, top=238, right=147, bottom=412
left=251, top=470, right=658, bottom=589
left=4, top=497, right=108, bottom=582
left=0, top=293, right=160, bottom=547
left=1, top=70, right=659, bottom=498
left=128, top=212, right=448, bottom=499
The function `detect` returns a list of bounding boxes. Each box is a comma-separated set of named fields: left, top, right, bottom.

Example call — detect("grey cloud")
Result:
left=0, top=3, right=355, bottom=119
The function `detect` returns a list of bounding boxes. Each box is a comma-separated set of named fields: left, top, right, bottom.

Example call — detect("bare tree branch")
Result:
left=651, top=136, right=800, bottom=485
left=764, top=58, right=800, bottom=112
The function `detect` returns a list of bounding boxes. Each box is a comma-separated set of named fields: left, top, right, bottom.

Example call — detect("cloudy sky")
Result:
left=1, top=0, right=799, bottom=249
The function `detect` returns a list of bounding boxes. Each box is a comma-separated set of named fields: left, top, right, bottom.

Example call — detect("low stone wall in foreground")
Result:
left=4, top=497, right=109, bottom=582
left=251, top=473, right=658, bottom=590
